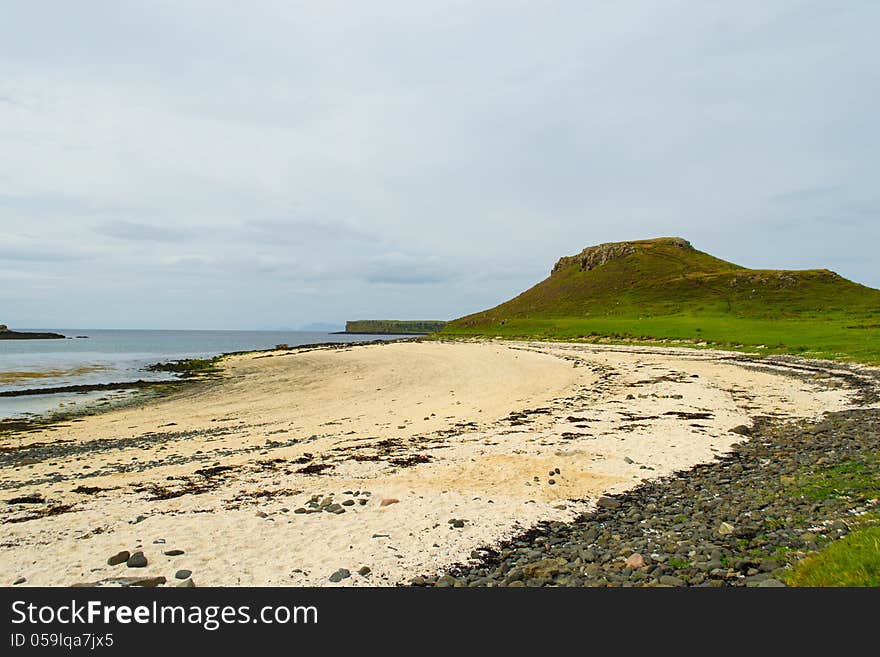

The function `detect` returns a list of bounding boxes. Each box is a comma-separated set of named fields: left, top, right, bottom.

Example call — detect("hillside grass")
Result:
left=441, top=314, right=880, bottom=364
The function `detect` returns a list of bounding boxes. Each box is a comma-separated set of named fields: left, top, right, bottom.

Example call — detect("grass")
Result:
left=786, top=453, right=880, bottom=502
left=442, top=314, right=880, bottom=364
left=785, top=525, right=880, bottom=587
left=146, top=355, right=224, bottom=376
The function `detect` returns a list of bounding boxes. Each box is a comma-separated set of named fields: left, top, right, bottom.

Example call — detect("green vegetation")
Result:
left=785, top=453, right=880, bottom=502
left=146, top=356, right=224, bottom=376
left=345, top=320, right=447, bottom=334
left=785, top=525, right=880, bottom=587
left=441, top=237, right=880, bottom=364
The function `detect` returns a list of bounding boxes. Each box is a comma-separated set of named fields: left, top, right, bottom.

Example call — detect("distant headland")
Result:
left=0, top=324, right=65, bottom=340
left=340, top=320, right=447, bottom=335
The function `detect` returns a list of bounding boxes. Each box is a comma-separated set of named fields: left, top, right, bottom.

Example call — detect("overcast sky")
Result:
left=2, top=1, right=877, bottom=329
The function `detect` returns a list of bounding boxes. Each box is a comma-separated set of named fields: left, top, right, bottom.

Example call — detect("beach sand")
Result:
left=0, top=340, right=870, bottom=587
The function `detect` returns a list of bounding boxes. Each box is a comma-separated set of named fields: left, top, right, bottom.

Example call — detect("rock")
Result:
left=729, top=425, right=752, bottom=436
left=342, top=500, right=355, bottom=506
left=548, top=479, right=556, bottom=485
left=126, top=551, right=148, bottom=568
left=596, top=496, right=620, bottom=510
left=175, top=569, right=192, bottom=580
left=380, top=498, right=399, bottom=507
left=410, top=576, right=427, bottom=586
left=294, top=508, right=307, bottom=514
left=13, top=576, right=26, bottom=585
left=163, top=549, right=185, bottom=556
left=449, top=519, right=465, bottom=528
left=625, top=553, right=644, bottom=568
left=717, top=522, right=736, bottom=536
left=329, top=568, right=351, bottom=583
left=624, top=457, right=635, bottom=464
left=255, top=511, right=268, bottom=518
left=357, top=566, right=371, bottom=576
left=659, top=575, right=685, bottom=586
left=177, top=578, right=196, bottom=588
left=757, top=578, right=786, bottom=588
left=107, top=550, right=131, bottom=566
left=129, top=576, right=166, bottom=587
left=523, top=558, right=566, bottom=579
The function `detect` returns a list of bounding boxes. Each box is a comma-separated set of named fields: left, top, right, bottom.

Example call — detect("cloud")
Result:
left=362, top=253, right=454, bottom=285
left=93, top=221, right=195, bottom=243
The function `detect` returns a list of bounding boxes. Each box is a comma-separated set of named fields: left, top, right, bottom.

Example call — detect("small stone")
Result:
left=255, top=511, right=268, bottom=518
left=659, top=575, right=685, bottom=586
left=163, top=549, right=185, bottom=556
left=133, top=515, right=147, bottom=524
left=175, top=569, right=192, bottom=580
left=342, top=500, right=355, bottom=506
left=596, top=496, right=620, bottom=510
left=357, top=566, right=371, bottom=576
left=757, top=578, right=786, bottom=588
left=294, top=508, right=307, bottom=514
left=107, top=550, right=131, bottom=566
left=625, top=553, right=645, bottom=568
left=554, top=468, right=561, bottom=475
left=329, top=568, right=351, bottom=583
left=177, top=578, right=196, bottom=587
left=126, top=551, right=148, bottom=568
left=548, top=479, right=556, bottom=485
left=624, top=457, right=635, bottom=464
left=13, top=576, right=26, bottom=585
left=411, top=576, right=427, bottom=586
left=380, top=498, right=399, bottom=507
left=717, top=522, right=736, bottom=536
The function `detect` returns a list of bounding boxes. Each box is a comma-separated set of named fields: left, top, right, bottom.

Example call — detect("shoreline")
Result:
left=0, top=340, right=876, bottom=587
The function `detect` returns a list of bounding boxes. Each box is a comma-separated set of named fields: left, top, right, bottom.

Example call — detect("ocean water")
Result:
left=0, top=329, right=406, bottom=419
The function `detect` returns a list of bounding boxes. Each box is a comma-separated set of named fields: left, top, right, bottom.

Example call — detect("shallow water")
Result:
left=0, top=329, right=405, bottom=418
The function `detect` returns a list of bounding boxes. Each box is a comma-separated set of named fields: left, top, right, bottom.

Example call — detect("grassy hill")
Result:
left=442, top=237, right=880, bottom=363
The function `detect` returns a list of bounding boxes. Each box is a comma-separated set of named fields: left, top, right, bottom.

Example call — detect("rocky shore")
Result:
left=419, top=399, right=880, bottom=587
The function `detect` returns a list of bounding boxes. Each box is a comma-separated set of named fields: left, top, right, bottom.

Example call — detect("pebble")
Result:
left=329, top=568, right=351, bottom=583
left=107, top=550, right=130, bottom=566
left=357, top=566, right=371, bottom=576
left=13, top=576, right=26, bottom=585
left=175, top=569, right=192, bottom=580
left=177, top=578, right=196, bottom=587
left=380, top=498, right=400, bottom=507
left=163, top=549, right=185, bottom=557
left=126, top=551, right=148, bottom=568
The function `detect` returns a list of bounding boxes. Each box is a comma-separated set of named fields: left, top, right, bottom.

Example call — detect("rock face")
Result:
left=551, top=238, right=692, bottom=275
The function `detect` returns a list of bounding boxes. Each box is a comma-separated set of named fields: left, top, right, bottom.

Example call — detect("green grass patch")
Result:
left=785, top=453, right=880, bottom=502
left=785, top=525, right=880, bottom=587
left=146, top=356, right=224, bottom=376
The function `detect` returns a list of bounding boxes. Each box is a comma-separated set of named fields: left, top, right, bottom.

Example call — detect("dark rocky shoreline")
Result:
left=0, top=330, right=65, bottom=340
left=418, top=398, right=880, bottom=587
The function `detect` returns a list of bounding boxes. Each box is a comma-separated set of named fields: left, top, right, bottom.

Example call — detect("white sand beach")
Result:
left=0, top=340, right=869, bottom=587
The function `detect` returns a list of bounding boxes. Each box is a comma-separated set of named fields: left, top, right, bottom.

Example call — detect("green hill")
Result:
left=443, top=237, right=880, bottom=363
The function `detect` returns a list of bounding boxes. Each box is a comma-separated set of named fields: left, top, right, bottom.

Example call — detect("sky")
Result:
left=1, top=1, right=878, bottom=330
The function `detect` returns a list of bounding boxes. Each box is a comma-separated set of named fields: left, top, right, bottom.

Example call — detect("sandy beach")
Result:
left=0, top=339, right=872, bottom=587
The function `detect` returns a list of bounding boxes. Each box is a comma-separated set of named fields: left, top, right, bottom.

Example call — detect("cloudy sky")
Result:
left=2, top=1, right=877, bottom=329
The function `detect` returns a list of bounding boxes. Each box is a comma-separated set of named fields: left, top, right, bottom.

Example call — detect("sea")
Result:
left=0, top=329, right=407, bottom=420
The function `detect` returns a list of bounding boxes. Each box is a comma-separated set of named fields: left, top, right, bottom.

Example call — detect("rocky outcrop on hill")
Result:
left=551, top=238, right=692, bottom=275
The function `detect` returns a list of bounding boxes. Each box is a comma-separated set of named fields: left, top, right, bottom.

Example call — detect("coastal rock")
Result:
left=380, top=498, right=399, bottom=507
left=13, top=576, right=26, bottom=585
left=175, top=569, right=192, bottom=580
left=329, top=569, right=351, bottom=583
left=177, top=578, right=196, bottom=587
left=625, top=553, right=644, bottom=568
left=164, top=549, right=185, bottom=556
